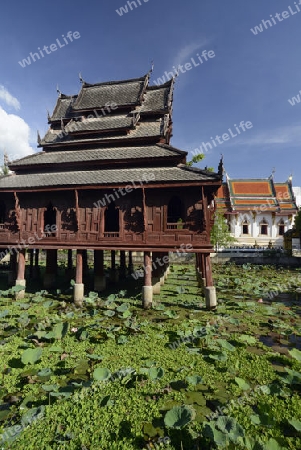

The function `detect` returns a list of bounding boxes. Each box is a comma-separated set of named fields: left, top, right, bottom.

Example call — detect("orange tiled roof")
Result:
left=214, top=178, right=297, bottom=214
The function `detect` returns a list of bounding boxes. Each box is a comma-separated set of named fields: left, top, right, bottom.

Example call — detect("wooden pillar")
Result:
left=16, top=249, right=26, bottom=281
left=111, top=250, right=116, bottom=270
left=65, top=249, right=73, bottom=279
left=205, top=253, right=213, bottom=287
left=8, top=251, right=17, bottom=286
left=15, top=249, right=26, bottom=299
left=43, top=249, right=57, bottom=289
left=68, top=250, right=73, bottom=270
left=29, top=249, right=34, bottom=278
left=204, top=252, right=217, bottom=310
left=142, top=251, right=152, bottom=308
left=32, top=249, right=40, bottom=279
left=195, top=253, right=201, bottom=272
left=200, top=253, right=206, bottom=288
left=128, top=251, right=134, bottom=274
left=195, top=253, right=202, bottom=287
left=74, top=249, right=84, bottom=306
left=83, top=250, right=88, bottom=275
left=163, top=252, right=170, bottom=280
left=110, top=250, right=119, bottom=283
left=156, top=252, right=165, bottom=286
left=119, top=251, right=126, bottom=279
left=94, top=250, right=106, bottom=291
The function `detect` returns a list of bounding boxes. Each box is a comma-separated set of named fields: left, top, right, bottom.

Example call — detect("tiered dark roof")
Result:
left=2, top=72, right=221, bottom=191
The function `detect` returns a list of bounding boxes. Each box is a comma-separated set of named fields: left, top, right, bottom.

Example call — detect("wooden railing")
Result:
left=166, top=223, right=186, bottom=230
left=103, top=232, right=120, bottom=238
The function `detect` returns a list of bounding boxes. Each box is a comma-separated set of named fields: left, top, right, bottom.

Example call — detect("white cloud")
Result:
left=0, top=86, right=20, bottom=111
left=0, top=106, right=34, bottom=163
left=230, top=124, right=301, bottom=147
left=172, top=39, right=209, bottom=67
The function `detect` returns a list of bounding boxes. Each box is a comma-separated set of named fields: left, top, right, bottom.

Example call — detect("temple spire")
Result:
left=218, top=154, right=224, bottom=178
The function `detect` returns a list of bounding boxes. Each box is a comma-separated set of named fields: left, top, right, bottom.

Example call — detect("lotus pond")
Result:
left=0, top=262, right=301, bottom=449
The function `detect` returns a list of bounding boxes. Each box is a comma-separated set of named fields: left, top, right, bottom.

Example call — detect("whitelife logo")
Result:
left=190, top=121, right=253, bottom=157
left=250, top=1, right=301, bottom=35
left=288, top=89, right=301, bottom=106
left=116, top=0, right=149, bottom=16
left=18, top=31, right=81, bottom=68
left=153, top=50, right=215, bottom=86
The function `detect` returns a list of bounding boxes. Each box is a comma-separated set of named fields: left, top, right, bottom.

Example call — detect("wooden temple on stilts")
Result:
left=0, top=70, right=222, bottom=308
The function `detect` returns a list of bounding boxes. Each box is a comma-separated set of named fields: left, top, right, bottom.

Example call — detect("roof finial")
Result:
left=37, top=131, right=41, bottom=145
left=79, top=72, right=84, bottom=84
left=47, top=109, right=51, bottom=121
left=56, top=84, right=61, bottom=96
left=270, top=167, right=276, bottom=179
left=218, top=154, right=224, bottom=177
left=150, top=60, right=154, bottom=74
left=288, top=173, right=293, bottom=184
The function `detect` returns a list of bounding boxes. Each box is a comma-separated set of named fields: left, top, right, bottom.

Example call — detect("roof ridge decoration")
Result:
left=37, top=131, right=41, bottom=146
left=79, top=72, right=85, bottom=84
left=225, top=174, right=234, bottom=211
left=132, top=111, right=140, bottom=127
left=269, top=177, right=280, bottom=210
left=81, top=74, right=149, bottom=88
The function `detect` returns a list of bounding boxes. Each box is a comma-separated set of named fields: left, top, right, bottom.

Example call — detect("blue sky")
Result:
left=0, top=0, right=301, bottom=185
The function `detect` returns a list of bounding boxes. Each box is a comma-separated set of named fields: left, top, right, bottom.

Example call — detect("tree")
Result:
left=210, top=212, right=236, bottom=251
left=294, top=208, right=301, bottom=233
left=186, top=153, right=205, bottom=167
left=0, top=151, right=9, bottom=176
left=186, top=153, right=214, bottom=171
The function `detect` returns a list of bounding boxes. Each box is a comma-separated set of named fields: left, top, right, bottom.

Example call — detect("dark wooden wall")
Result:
left=0, top=186, right=215, bottom=250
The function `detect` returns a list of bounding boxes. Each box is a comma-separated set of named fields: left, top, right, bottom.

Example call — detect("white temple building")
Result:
left=215, top=175, right=298, bottom=247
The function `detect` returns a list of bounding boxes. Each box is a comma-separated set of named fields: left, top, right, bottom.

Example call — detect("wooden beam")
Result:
left=16, top=249, right=26, bottom=281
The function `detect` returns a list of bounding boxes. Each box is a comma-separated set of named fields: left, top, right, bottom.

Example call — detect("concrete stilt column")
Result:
left=8, top=251, right=17, bottom=286
left=142, top=251, right=152, bottom=309
left=32, top=249, right=40, bottom=279
left=152, top=252, right=161, bottom=295
left=110, top=250, right=119, bottom=283
left=94, top=250, right=106, bottom=291
left=205, top=286, right=217, bottom=309
left=15, top=249, right=26, bottom=299
left=128, top=251, right=134, bottom=275
left=74, top=249, right=84, bottom=306
left=43, top=249, right=57, bottom=289
left=119, top=251, right=126, bottom=279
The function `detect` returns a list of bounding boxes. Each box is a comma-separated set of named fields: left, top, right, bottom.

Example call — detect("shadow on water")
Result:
left=259, top=331, right=301, bottom=356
